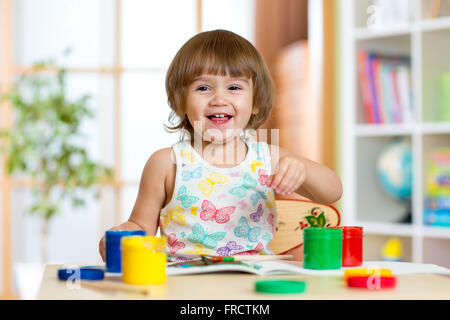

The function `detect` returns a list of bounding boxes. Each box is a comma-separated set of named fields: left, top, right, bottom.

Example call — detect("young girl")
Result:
left=99, top=29, right=342, bottom=261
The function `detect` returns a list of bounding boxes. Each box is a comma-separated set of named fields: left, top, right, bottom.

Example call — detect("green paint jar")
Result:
left=303, top=228, right=342, bottom=270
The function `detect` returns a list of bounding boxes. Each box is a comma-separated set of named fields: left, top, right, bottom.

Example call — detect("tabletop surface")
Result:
left=38, top=263, right=450, bottom=300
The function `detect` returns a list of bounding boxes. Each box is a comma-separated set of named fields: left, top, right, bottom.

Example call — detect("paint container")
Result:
left=105, top=230, right=145, bottom=273
left=303, top=228, right=342, bottom=270
left=121, top=235, right=167, bottom=285
left=344, top=268, right=393, bottom=280
left=332, top=226, right=363, bottom=267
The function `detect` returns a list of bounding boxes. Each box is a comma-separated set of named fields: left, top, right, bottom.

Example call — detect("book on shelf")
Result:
left=357, top=51, right=413, bottom=125
left=424, top=148, right=450, bottom=227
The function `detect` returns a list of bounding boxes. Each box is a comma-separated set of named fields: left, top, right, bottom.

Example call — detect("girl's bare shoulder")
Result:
left=143, top=147, right=176, bottom=177
left=143, top=147, right=176, bottom=207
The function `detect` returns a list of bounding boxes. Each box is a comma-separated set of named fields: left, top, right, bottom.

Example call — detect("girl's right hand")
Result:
left=98, top=222, right=144, bottom=262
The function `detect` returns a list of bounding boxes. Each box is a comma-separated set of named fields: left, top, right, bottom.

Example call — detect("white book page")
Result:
left=166, top=260, right=450, bottom=277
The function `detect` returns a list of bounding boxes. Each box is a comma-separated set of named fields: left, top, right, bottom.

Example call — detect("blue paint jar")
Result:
left=105, top=230, right=145, bottom=273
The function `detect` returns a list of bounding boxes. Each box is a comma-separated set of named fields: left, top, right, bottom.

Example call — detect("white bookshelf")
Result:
left=340, top=0, right=450, bottom=267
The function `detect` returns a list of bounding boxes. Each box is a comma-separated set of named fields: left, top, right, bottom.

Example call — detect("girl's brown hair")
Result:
left=165, top=29, right=274, bottom=138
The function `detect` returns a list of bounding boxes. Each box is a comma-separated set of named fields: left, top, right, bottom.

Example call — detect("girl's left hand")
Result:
left=267, top=155, right=306, bottom=196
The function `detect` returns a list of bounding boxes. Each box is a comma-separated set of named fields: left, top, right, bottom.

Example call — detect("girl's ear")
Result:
left=252, top=107, right=259, bottom=115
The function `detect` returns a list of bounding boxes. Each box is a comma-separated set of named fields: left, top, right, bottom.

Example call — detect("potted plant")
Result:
left=0, top=58, right=113, bottom=262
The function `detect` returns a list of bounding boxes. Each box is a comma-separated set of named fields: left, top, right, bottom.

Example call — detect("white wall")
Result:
left=202, top=0, right=256, bottom=44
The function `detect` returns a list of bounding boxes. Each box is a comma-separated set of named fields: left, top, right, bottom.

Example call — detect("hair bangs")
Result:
left=184, top=35, right=256, bottom=85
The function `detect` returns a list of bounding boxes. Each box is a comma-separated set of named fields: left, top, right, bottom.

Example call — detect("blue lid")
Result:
left=58, top=268, right=105, bottom=281
left=105, top=230, right=145, bottom=241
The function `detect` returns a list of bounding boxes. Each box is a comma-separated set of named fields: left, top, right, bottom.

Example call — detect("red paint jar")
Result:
left=331, top=226, right=363, bottom=267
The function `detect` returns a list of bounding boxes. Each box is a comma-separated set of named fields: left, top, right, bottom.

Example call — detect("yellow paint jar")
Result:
left=121, top=235, right=167, bottom=285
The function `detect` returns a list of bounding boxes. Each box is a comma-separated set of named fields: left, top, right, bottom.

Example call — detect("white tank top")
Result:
left=159, top=138, right=277, bottom=261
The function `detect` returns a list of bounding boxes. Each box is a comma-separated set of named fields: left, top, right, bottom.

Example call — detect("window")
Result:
left=1, top=0, right=255, bottom=297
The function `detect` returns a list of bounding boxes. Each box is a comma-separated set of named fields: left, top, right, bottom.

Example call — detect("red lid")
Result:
left=346, top=276, right=396, bottom=289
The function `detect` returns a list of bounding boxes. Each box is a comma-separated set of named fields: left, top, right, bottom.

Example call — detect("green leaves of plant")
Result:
left=0, top=58, right=114, bottom=221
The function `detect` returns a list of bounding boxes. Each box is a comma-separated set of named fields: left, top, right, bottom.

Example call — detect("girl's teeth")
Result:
left=208, top=115, right=231, bottom=124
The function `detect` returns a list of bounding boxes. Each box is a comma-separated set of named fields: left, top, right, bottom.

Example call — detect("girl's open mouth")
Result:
left=206, top=114, right=233, bottom=126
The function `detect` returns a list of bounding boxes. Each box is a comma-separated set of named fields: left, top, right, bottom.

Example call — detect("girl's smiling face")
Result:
left=185, top=73, right=254, bottom=144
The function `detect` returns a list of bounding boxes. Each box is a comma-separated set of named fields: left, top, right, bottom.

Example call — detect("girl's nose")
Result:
left=210, top=90, right=228, bottom=106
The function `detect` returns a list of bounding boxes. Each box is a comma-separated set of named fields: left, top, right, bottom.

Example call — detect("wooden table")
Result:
left=38, top=264, right=450, bottom=300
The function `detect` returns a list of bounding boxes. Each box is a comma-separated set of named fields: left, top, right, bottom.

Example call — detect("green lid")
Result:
left=255, top=280, right=306, bottom=294
left=303, top=227, right=342, bottom=240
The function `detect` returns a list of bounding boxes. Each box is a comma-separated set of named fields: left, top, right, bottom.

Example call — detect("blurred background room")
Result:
left=1, top=0, right=450, bottom=299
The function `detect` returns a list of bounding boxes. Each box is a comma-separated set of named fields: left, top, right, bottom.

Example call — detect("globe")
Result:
left=376, top=138, right=412, bottom=201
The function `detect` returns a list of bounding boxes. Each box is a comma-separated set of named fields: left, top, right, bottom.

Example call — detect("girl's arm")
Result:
left=126, top=148, right=171, bottom=235
left=99, top=148, right=170, bottom=261
left=269, top=144, right=342, bottom=204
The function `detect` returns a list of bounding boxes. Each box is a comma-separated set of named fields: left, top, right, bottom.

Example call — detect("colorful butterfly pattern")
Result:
left=198, top=172, right=229, bottom=197
left=187, top=223, right=226, bottom=249
left=177, top=185, right=199, bottom=208
left=265, top=191, right=275, bottom=209
left=200, top=200, right=236, bottom=224
left=182, top=166, right=202, bottom=182
left=250, top=160, right=263, bottom=173
left=216, top=241, right=244, bottom=256
left=161, top=206, right=186, bottom=228
left=267, top=213, right=275, bottom=229
left=181, top=149, right=195, bottom=162
left=234, top=216, right=261, bottom=243
left=184, top=244, right=211, bottom=255
left=249, top=204, right=263, bottom=222
left=250, top=191, right=267, bottom=205
left=257, top=169, right=269, bottom=186
left=252, top=142, right=263, bottom=161
left=163, top=141, right=276, bottom=258
left=234, top=242, right=264, bottom=256
left=168, top=233, right=186, bottom=255
left=190, top=206, right=199, bottom=216
left=229, top=172, right=257, bottom=198
left=262, top=232, right=273, bottom=242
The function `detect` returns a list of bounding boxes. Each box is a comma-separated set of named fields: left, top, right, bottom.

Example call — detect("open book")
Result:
left=166, top=260, right=306, bottom=276
left=166, top=260, right=450, bottom=277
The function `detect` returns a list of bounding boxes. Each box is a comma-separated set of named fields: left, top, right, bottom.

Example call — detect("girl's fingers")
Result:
left=280, top=165, right=300, bottom=194
left=283, top=171, right=300, bottom=194
left=289, top=169, right=306, bottom=194
left=269, top=157, right=286, bottom=188
left=278, top=164, right=306, bottom=195
left=269, top=161, right=289, bottom=191
left=99, top=237, right=106, bottom=262
left=269, top=158, right=307, bottom=195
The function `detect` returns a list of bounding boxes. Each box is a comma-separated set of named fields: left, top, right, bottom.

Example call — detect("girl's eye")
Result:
left=196, top=86, right=209, bottom=91
left=229, top=86, right=241, bottom=91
